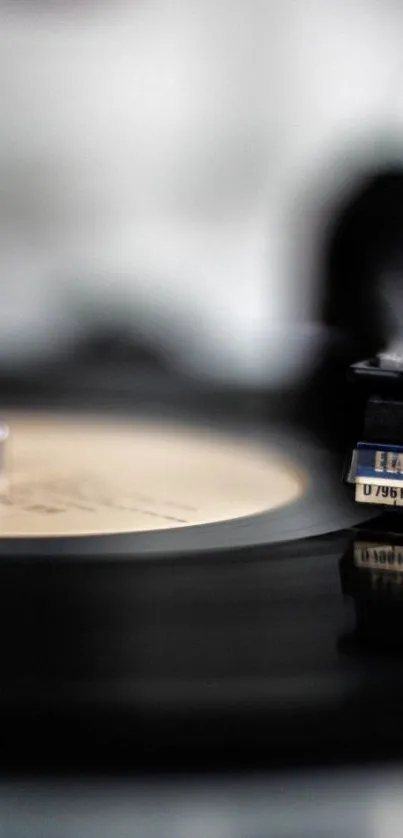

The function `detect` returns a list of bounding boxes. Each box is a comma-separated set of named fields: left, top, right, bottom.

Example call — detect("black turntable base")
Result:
left=0, top=373, right=399, bottom=775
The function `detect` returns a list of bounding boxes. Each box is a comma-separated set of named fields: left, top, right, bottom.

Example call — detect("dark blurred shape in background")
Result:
left=298, top=166, right=403, bottom=450
left=322, top=166, right=403, bottom=361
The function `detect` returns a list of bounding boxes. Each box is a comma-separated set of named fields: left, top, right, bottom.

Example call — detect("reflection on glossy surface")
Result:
left=339, top=517, right=403, bottom=654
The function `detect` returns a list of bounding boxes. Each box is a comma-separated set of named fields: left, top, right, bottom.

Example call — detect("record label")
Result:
left=0, top=412, right=305, bottom=538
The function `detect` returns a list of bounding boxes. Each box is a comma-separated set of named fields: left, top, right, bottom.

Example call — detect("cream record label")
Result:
left=0, top=412, right=305, bottom=538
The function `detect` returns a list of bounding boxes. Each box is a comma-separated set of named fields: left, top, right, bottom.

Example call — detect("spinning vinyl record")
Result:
left=0, top=409, right=371, bottom=556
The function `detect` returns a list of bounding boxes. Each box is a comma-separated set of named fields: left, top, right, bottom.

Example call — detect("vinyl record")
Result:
left=0, top=409, right=372, bottom=556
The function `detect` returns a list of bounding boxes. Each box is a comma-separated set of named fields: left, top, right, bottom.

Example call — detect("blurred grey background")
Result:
left=0, top=0, right=403, bottom=386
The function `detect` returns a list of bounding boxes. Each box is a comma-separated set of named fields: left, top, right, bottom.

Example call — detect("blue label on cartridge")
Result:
left=356, top=441, right=403, bottom=483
